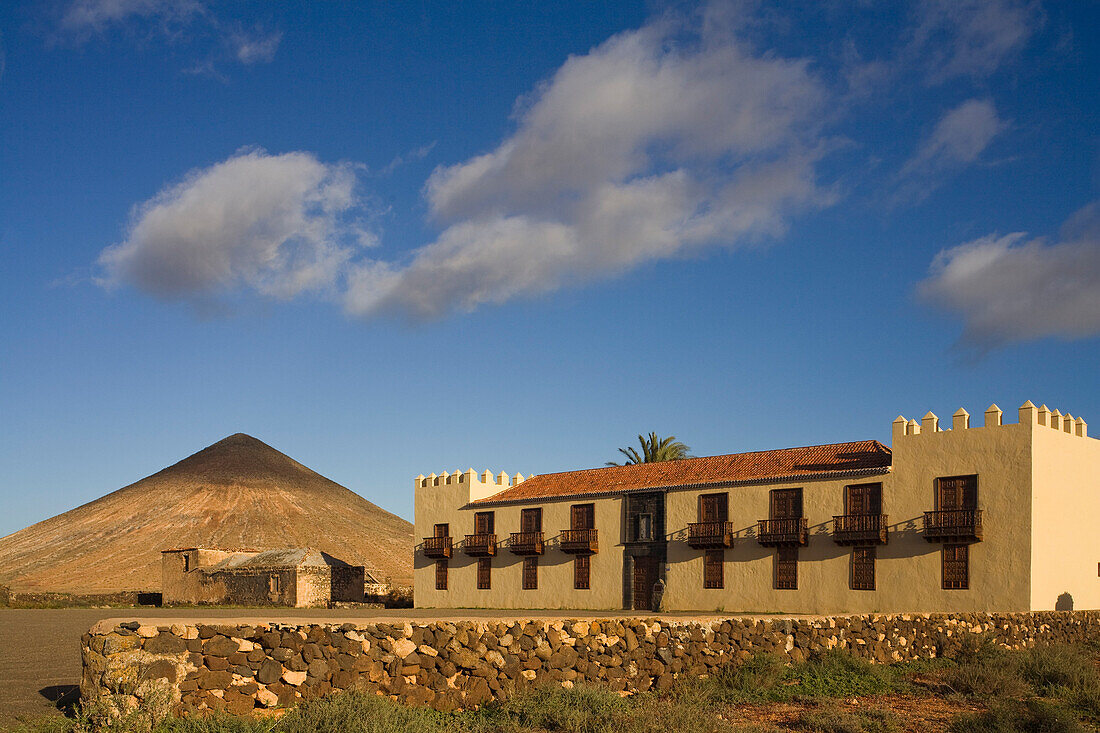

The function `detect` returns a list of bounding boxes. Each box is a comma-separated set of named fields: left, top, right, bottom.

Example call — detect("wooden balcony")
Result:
left=463, top=533, right=497, bottom=557
left=923, top=510, right=983, bottom=542
left=832, top=514, right=889, bottom=546
left=422, top=536, right=452, bottom=558
left=559, top=529, right=599, bottom=555
left=508, top=531, right=545, bottom=555
left=686, top=521, right=736, bottom=549
left=757, top=518, right=808, bottom=546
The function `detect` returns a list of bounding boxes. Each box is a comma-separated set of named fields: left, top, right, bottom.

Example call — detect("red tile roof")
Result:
left=473, top=440, right=891, bottom=505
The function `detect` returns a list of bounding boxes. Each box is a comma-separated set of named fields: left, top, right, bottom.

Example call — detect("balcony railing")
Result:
left=923, top=509, right=983, bottom=542
left=832, top=514, right=889, bottom=546
left=757, top=517, right=808, bottom=546
left=559, top=529, right=599, bottom=554
left=508, top=531, right=545, bottom=555
left=463, top=533, right=497, bottom=556
left=422, top=536, right=452, bottom=558
left=686, top=521, right=736, bottom=549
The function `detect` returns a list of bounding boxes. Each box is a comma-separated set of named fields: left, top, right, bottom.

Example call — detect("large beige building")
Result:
left=413, top=402, right=1100, bottom=614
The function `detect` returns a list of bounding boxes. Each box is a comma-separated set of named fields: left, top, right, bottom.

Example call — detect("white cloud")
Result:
left=344, top=15, right=833, bottom=320
left=97, top=149, right=370, bottom=302
left=60, top=0, right=281, bottom=67
left=232, top=27, right=282, bottom=65
left=919, top=201, right=1100, bottom=347
left=61, top=0, right=203, bottom=35
left=896, top=99, right=1006, bottom=202
left=910, top=0, right=1038, bottom=83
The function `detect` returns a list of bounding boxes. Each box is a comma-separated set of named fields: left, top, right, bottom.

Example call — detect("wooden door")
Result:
left=700, top=494, right=728, bottom=522
left=938, top=476, right=977, bottom=510
left=474, top=511, right=494, bottom=534
left=846, top=484, right=881, bottom=515
left=571, top=504, right=595, bottom=530
left=632, top=556, right=657, bottom=610
left=434, top=523, right=449, bottom=538
left=771, top=489, right=802, bottom=519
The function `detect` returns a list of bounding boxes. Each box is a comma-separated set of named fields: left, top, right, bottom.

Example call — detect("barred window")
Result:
left=435, top=559, right=448, bottom=590
left=850, top=547, right=875, bottom=590
left=574, top=555, right=590, bottom=590
left=522, top=556, right=538, bottom=590
left=943, top=544, right=969, bottom=590
left=775, top=546, right=798, bottom=590
left=477, top=557, right=491, bottom=590
left=704, top=549, right=724, bottom=589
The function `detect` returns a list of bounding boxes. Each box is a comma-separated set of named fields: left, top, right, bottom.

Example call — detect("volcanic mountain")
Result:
left=0, top=434, right=413, bottom=594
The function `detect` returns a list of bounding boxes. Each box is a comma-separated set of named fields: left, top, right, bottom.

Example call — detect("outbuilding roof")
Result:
left=472, top=440, right=891, bottom=505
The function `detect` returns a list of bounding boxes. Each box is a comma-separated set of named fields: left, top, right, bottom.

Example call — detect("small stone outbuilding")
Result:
left=161, top=547, right=364, bottom=607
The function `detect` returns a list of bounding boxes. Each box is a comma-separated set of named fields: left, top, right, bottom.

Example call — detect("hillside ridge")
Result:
left=0, top=434, right=413, bottom=593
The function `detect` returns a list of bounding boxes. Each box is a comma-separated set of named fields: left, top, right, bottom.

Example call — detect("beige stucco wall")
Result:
left=415, top=473, right=623, bottom=609
left=414, top=404, right=1097, bottom=613
left=1029, top=411, right=1100, bottom=611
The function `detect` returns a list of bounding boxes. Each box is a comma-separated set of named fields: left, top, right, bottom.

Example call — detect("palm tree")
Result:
left=607, top=432, right=692, bottom=466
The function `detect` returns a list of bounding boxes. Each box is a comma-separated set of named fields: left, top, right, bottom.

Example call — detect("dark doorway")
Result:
left=632, top=556, right=657, bottom=610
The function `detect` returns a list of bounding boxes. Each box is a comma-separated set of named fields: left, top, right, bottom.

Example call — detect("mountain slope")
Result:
left=0, top=434, right=413, bottom=593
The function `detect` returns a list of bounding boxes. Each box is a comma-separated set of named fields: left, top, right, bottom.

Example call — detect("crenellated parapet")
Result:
left=893, top=400, right=1088, bottom=442
left=414, top=469, right=531, bottom=489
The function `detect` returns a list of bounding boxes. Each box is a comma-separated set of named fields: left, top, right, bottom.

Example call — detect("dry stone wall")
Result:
left=81, top=611, right=1100, bottom=716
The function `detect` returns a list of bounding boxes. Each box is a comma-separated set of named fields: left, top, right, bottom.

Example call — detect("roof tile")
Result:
left=474, top=440, right=891, bottom=504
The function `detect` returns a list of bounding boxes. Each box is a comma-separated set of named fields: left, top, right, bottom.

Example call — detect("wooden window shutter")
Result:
left=435, top=559, right=448, bottom=590
left=703, top=549, right=724, bottom=589
left=574, top=555, right=590, bottom=590
left=522, top=556, right=538, bottom=590
left=477, top=557, right=491, bottom=590
left=571, top=504, right=594, bottom=530
left=850, top=547, right=875, bottom=590
left=474, top=512, right=494, bottom=535
left=434, top=523, right=449, bottom=538
left=942, top=544, right=969, bottom=590
left=521, top=508, right=542, bottom=533
left=775, top=546, right=798, bottom=590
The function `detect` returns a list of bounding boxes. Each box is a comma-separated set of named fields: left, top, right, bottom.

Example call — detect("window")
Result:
left=846, top=484, right=882, bottom=515
left=520, top=508, right=542, bottom=533
left=182, top=555, right=190, bottom=572
left=474, top=511, right=495, bottom=535
left=571, top=504, right=595, bottom=530
left=574, top=555, right=590, bottom=590
left=704, top=549, right=724, bottom=589
left=477, top=557, right=492, bottom=589
left=850, top=547, right=876, bottom=590
left=434, top=523, right=449, bottom=538
left=771, top=488, right=803, bottom=519
left=268, top=574, right=280, bottom=593
left=937, top=476, right=978, bottom=510
left=435, top=559, right=448, bottom=590
left=775, top=546, right=798, bottom=589
left=634, top=514, right=654, bottom=541
left=943, top=544, right=969, bottom=589
left=700, top=493, right=729, bottom=522
left=522, top=556, right=538, bottom=590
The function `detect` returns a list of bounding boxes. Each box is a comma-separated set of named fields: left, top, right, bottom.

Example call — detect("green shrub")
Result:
left=948, top=700, right=1086, bottom=733
left=1016, top=644, right=1098, bottom=696
left=478, top=684, right=626, bottom=733
left=703, top=654, right=788, bottom=703
left=942, top=661, right=1029, bottom=699
left=793, top=652, right=895, bottom=698
left=793, top=706, right=900, bottom=733
left=273, top=692, right=452, bottom=733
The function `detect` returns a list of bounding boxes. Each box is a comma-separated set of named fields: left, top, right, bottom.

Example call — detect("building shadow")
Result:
left=1055, top=592, right=1074, bottom=611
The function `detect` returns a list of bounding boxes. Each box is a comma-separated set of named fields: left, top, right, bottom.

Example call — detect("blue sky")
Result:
left=1, top=1, right=1098, bottom=536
